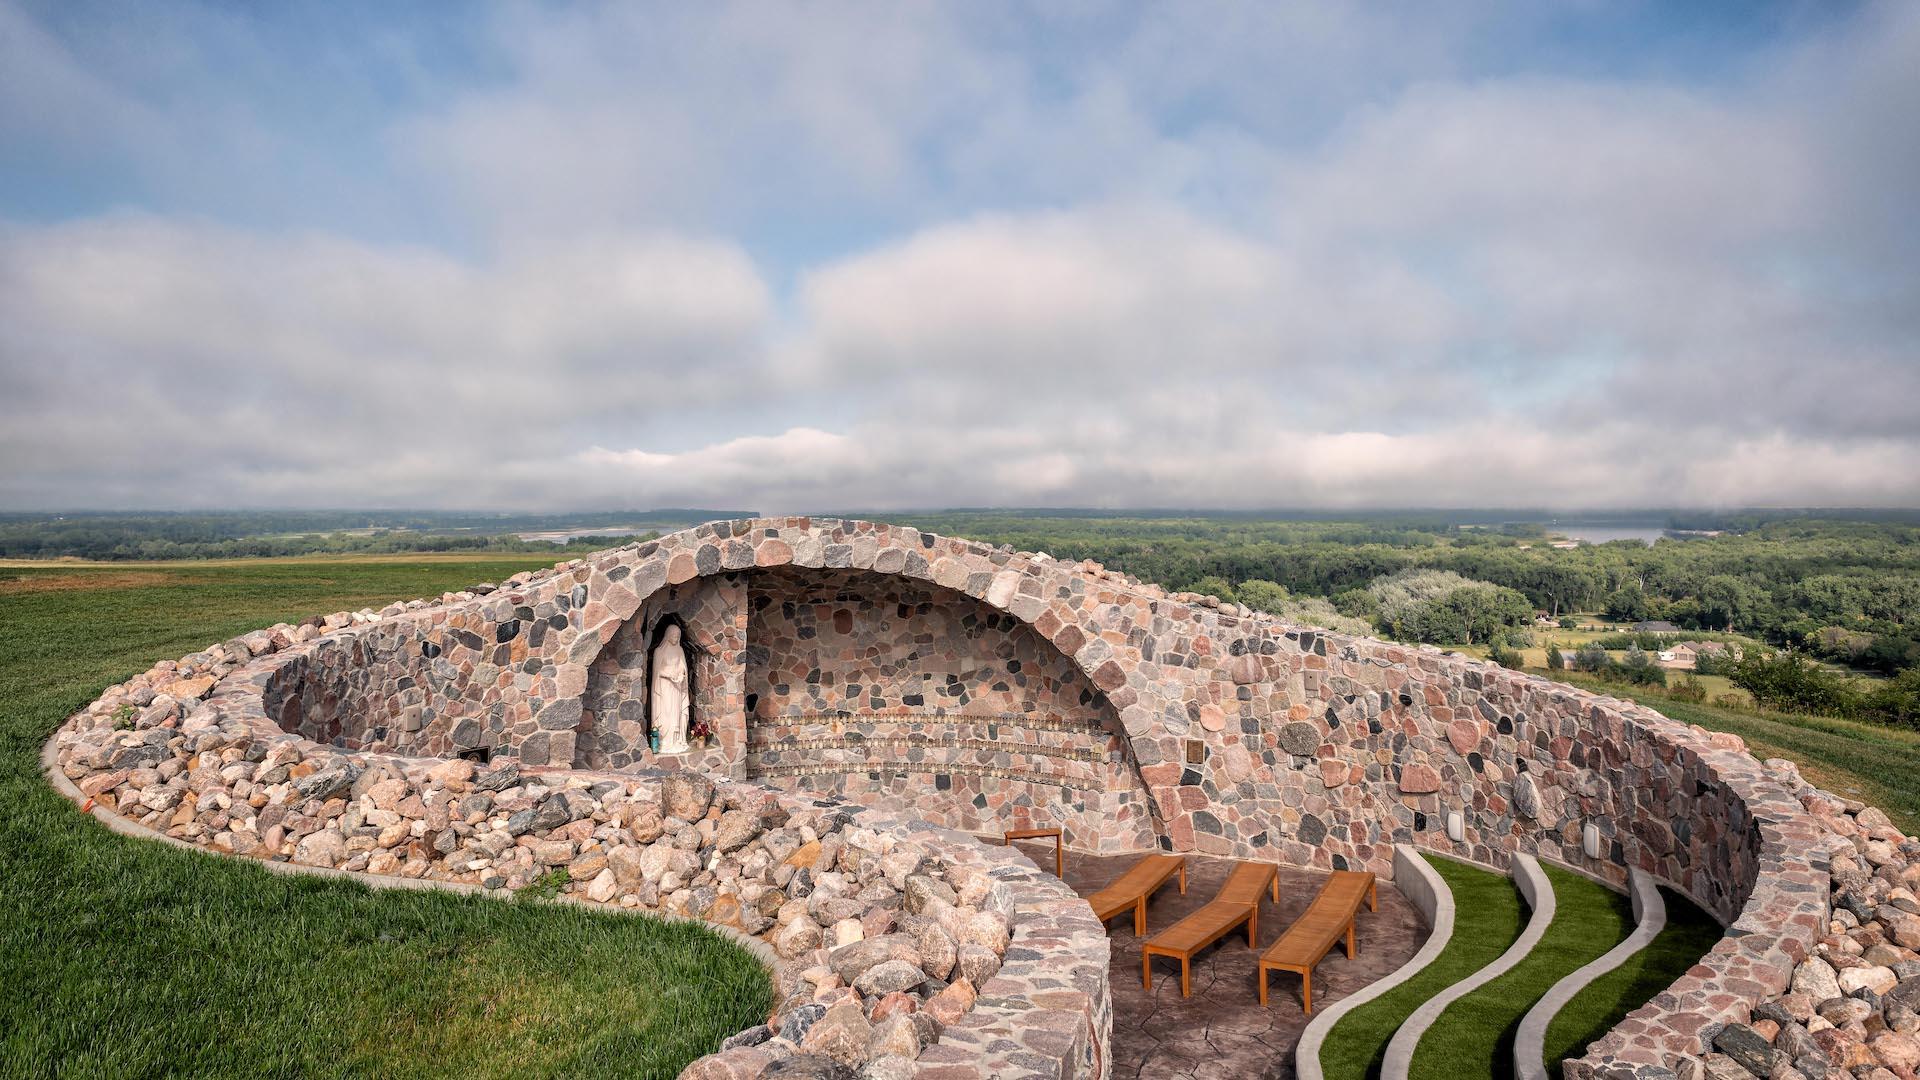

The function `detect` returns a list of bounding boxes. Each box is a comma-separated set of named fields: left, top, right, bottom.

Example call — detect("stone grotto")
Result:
left=43, top=518, right=1920, bottom=1079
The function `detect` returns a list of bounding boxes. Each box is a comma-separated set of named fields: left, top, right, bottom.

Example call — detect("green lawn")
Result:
left=1317, top=854, right=1526, bottom=1080
left=1540, top=671, right=1920, bottom=833
left=1409, top=865, right=1634, bottom=1078
left=1542, top=889, right=1723, bottom=1077
left=0, top=559, right=773, bottom=1079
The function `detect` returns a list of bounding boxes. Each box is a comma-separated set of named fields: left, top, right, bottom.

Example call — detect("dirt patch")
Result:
left=0, top=571, right=177, bottom=594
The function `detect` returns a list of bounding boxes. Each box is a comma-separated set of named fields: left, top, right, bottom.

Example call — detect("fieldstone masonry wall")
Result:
left=743, top=567, right=1156, bottom=853
left=579, top=573, right=748, bottom=775
left=44, top=518, right=1920, bottom=1079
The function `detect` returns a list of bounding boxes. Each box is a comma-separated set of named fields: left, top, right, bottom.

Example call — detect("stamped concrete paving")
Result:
left=1015, top=842, right=1430, bottom=1080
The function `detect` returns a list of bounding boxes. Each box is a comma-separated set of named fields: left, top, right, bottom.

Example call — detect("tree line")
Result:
left=900, top=513, right=1920, bottom=677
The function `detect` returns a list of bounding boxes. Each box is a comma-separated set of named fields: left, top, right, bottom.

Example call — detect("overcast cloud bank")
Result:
left=2, top=1, right=1916, bottom=511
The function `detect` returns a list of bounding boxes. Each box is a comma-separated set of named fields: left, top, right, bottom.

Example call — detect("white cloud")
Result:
left=0, top=1, right=1916, bottom=512
left=0, top=216, right=773, bottom=506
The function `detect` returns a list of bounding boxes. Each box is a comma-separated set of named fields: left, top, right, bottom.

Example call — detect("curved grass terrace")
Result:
left=1409, top=864, right=1634, bottom=1078
left=1316, top=854, right=1526, bottom=1080
left=1541, top=889, right=1725, bottom=1077
left=1, top=558, right=773, bottom=1079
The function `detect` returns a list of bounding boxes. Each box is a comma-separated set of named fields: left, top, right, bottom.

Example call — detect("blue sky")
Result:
left=1, top=1, right=1915, bottom=510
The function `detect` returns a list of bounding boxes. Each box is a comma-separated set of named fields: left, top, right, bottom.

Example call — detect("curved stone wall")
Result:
left=54, top=649, right=1109, bottom=1078
left=44, top=518, right=1920, bottom=1077
left=742, top=566, right=1156, bottom=852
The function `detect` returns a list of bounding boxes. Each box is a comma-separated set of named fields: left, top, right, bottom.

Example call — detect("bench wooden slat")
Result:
left=1140, top=859, right=1278, bottom=997
left=1083, top=853, right=1186, bottom=935
left=1256, top=870, right=1377, bottom=1012
left=1002, top=828, right=1064, bottom=877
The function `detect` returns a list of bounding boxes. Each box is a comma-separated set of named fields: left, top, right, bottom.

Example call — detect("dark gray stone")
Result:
left=1298, top=813, right=1328, bottom=845
left=1712, top=1023, right=1776, bottom=1077
left=473, top=762, right=521, bottom=792
left=776, top=1002, right=827, bottom=1043
left=762, top=1055, right=854, bottom=1080
left=294, top=764, right=362, bottom=802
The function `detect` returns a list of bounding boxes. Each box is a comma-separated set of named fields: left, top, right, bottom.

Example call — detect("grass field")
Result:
left=1317, top=855, right=1525, bottom=1080
left=0, top=558, right=773, bottom=1079
left=1541, top=888, right=1723, bottom=1077
left=1408, top=865, right=1633, bottom=1078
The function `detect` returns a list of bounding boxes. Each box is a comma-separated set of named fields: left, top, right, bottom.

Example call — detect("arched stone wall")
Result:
left=578, top=573, right=748, bottom=775
left=241, top=517, right=1889, bottom=1073
left=741, top=566, right=1156, bottom=852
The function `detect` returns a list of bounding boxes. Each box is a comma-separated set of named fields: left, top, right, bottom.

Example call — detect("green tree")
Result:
left=1190, top=576, right=1237, bottom=603
left=1697, top=575, right=1763, bottom=633
left=1234, top=579, right=1291, bottom=614
left=1575, top=643, right=1611, bottom=673
left=1618, top=644, right=1667, bottom=687
left=1605, top=586, right=1648, bottom=623
left=1731, top=649, right=1857, bottom=715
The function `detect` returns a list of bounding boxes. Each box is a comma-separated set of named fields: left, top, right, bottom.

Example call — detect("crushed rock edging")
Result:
left=39, top=729, right=783, bottom=967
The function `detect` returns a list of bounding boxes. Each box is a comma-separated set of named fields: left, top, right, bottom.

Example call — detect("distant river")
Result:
left=1555, top=525, right=1667, bottom=545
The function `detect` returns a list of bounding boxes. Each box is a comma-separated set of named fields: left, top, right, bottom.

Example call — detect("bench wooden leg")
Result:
left=1258, top=963, right=1269, bottom=1007
left=1368, top=879, right=1378, bottom=912
left=1142, top=951, right=1152, bottom=990
left=1180, top=957, right=1190, bottom=998
left=1271, top=874, right=1280, bottom=903
left=1345, top=919, right=1357, bottom=958
left=1178, top=861, right=1187, bottom=894
left=1134, top=898, right=1146, bottom=938
left=1302, top=971, right=1313, bottom=1015
left=1054, top=836, right=1063, bottom=878
left=1247, top=908, right=1258, bottom=947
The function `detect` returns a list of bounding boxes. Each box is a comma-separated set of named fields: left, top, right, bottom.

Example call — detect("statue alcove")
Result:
left=645, top=614, right=698, bottom=755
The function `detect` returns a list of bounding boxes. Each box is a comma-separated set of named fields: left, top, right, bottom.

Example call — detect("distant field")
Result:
left=0, top=551, right=559, bottom=570
left=0, top=554, right=772, bottom=1078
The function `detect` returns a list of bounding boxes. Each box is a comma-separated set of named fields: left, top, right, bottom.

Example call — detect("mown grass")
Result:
left=1542, top=889, right=1723, bottom=1077
left=1316, top=854, right=1525, bottom=1080
left=1542, top=671, right=1920, bottom=832
left=1408, top=864, right=1633, bottom=1078
left=0, top=559, right=773, bottom=1079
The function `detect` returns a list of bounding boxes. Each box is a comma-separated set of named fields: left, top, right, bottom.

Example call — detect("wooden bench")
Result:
left=1003, top=828, right=1064, bottom=877
left=1256, top=869, right=1377, bottom=1012
left=1141, top=861, right=1279, bottom=997
left=1083, top=853, right=1187, bottom=936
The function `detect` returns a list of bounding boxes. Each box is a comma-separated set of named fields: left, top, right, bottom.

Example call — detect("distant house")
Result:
left=1632, top=620, right=1681, bottom=633
left=1656, top=640, right=1729, bottom=670
left=1533, top=611, right=1557, bottom=627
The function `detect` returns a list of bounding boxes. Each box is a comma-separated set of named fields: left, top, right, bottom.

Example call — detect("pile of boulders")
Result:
left=1677, top=794, right=1920, bottom=1080
left=51, top=634, right=1017, bottom=1080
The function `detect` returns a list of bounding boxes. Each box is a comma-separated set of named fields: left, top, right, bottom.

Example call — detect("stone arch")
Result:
left=557, top=519, right=1180, bottom=849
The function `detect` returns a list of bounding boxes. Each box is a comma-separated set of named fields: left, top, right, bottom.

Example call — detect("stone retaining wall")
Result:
left=43, top=518, right=1920, bottom=1078
left=53, top=667, right=1108, bottom=1078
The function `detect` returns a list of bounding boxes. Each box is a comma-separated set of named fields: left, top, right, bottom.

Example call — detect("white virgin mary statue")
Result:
left=651, top=624, right=690, bottom=754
